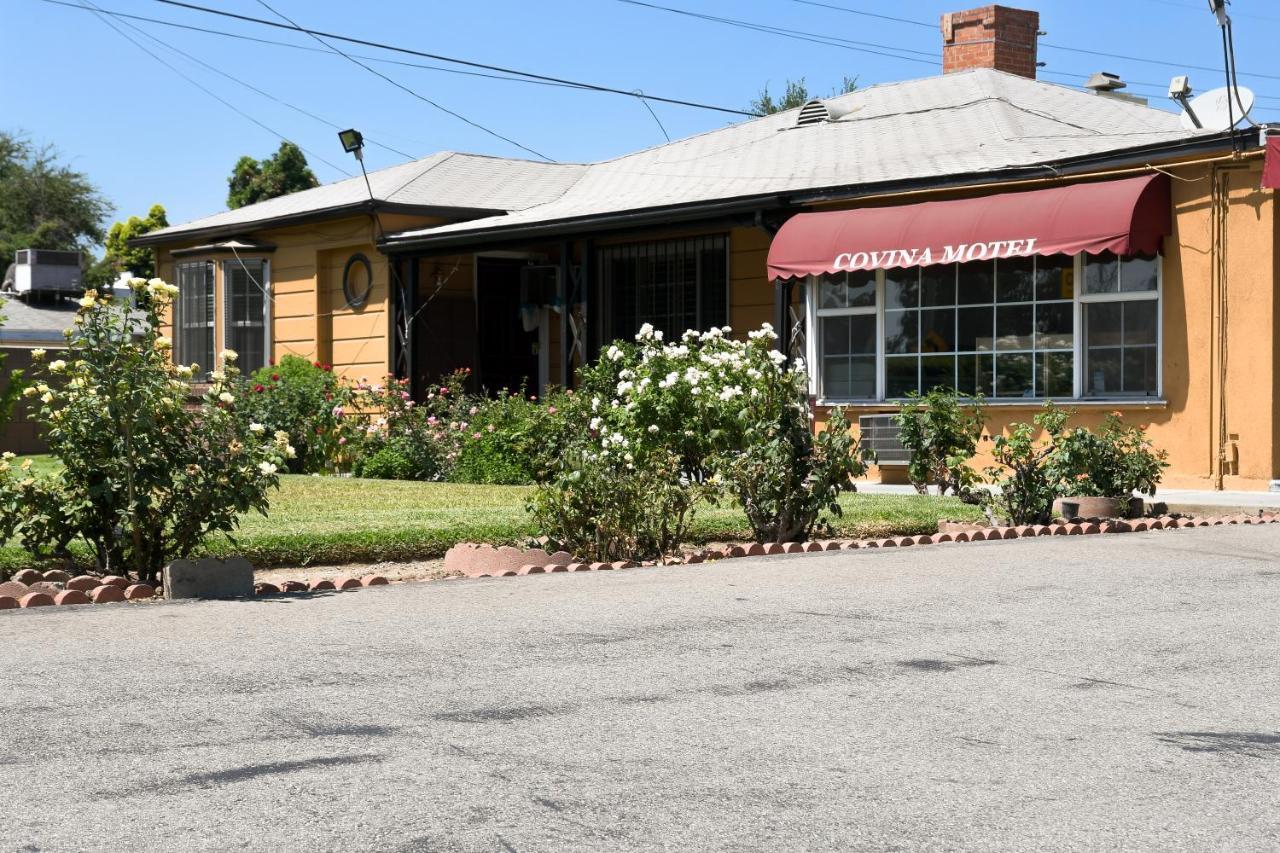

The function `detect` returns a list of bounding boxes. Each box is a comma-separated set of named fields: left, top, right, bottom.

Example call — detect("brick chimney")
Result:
left=941, top=5, right=1041, bottom=79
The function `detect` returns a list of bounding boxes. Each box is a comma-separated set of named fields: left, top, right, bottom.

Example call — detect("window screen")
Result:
left=174, top=261, right=215, bottom=373
left=222, top=259, right=268, bottom=373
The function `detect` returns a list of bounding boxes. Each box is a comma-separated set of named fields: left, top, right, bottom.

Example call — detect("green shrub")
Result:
left=893, top=386, right=985, bottom=501
left=448, top=388, right=570, bottom=485
left=1051, top=413, right=1168, bottom=498
left=357, top=441, right=419, bottom=481
left=239, top=355, right=350, bottom=473
left=983, top=404, right=1070, bottom=526
left=0, top=280, right=291, bottom=582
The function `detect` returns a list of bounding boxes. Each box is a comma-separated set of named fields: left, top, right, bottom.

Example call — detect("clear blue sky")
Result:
left=4, top=0, right=1278, bottom=235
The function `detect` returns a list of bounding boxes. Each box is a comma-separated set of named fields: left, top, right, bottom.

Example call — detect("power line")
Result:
left=782, top=0, right=1280, bottom=84
left=75, top=0, right=353, bottom=178
left=140, top=0, right=758, bottom=117
left=96, top=3, right=417, bottom=161
left=248, top=0, right=552, bottom=162
left=36, top=0, right=607, bottom=98
left=614, top=0, right=939, bottom=66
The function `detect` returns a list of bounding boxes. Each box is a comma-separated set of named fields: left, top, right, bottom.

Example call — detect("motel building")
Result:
left=132, top=5, right=1280, bottom=492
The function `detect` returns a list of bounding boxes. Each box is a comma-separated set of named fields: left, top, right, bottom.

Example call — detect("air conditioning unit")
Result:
left=858, top=414, right=911, bottom=466
left=8, top=249, right=83, bottom=297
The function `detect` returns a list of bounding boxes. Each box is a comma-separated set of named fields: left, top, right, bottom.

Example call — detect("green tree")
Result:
left=750, top=76, right=859, bottom=115
left=104, top=203, right=168, bottom=280
left=226, top=142, right=319, bottom=209
left=0, top=131, right=110, bottom=284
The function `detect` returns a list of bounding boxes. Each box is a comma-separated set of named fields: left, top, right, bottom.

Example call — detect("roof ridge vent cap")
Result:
left=795, top=98, right=854, bottom=127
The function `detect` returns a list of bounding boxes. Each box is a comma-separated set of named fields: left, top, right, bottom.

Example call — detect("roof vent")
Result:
left=795, top=98, right=854, bottom=127
left=1084, top=71, right=1148, bottom=106
left=1085, top=71, right=1127, bottom=92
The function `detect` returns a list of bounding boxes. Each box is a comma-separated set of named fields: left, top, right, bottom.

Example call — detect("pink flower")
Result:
left=548, top=406, right=557, bottom=414
left=427, top=416, right=438, bottom=425
left=332, top=406, right=345, bottom=419
left=487, top=424, right=496, bottom=432
left=338, top=437, right=347, bottom=446
left=469, top=406, right=479, bottom=415
left=401, top=391, right=410, bottom=400
left=471, top=432, right=481, bottom=440
left=439, top=386, right=450, bottom=395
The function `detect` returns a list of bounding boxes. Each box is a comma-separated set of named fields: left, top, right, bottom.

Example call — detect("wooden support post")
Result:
left=559, top=240, right=572, bottom=390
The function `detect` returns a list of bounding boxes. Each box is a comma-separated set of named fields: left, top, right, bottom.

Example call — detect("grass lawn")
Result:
left=0, top=459, right=985, bottom=573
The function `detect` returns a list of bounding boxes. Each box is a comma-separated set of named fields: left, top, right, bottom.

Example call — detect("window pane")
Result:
left=995, top=304, right=1033, bottom=350
left=1035, top=254, right=1075, bottom=301
left=1084, top=302, right=1123, bottom=347
left=885, top=356, right=918, bottom=398
left=1037, top=351, right=1074, bottom=397
left=956, top=353, right=993, bottom=397
left=921, top=355, right=956, bottom=392
left=994, top=352, right=1034, bottom=398
left=1083, top=252, right=1119, bottom=294
left=997, top=256, right=1034, bottom=303
left=884, top=269, right=919, bottom=309
left=819, top=270, right=875, bottom=309
left=1035, top=302, right=1073, bottom=349
left=821, top=315, right=875, bottom=356
left=175, top=262, right=215, bottom=373
left=957, top=306, right=993, bottom=352
left=224, top=260, right=267, bottom=373
left=1122, top=347, right=1158, bottom=396
left=884, top=309, right=918, bottom=354
left=920, top=308, right=955, bottom=353
left=920, top=265, right=954, bottom=307
left=1123, top=299, right=1158, bottom=345
left=1086, top=348, right=1122, bottom=396
left=1121, top=254, right=1158, bottom=293
left=957, top=260, right=995, bottom=305
left=821, top=355, right=876, bottom=400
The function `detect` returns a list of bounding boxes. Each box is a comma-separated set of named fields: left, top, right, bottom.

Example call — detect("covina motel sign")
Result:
left=832, top=238, right=1041, bottom=272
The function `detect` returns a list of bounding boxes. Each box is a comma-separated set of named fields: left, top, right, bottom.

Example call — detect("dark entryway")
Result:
left=476, top=257, right=539, bottom=395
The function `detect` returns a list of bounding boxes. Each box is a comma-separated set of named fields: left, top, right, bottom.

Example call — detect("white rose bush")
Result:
left=0, top=279, right=292, bottom=583
left=529, top=323, right=873, bottom=560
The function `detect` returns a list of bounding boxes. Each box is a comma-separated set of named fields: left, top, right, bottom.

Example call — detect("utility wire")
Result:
left=633, top=90, right=670, bottom=142
left=250, top=0, right=552, bottom=162
left=614, top=0, right=939, bottom=65
left=782, top=0, right=1280, bottom=84
left=76, top=0, right=352, bottom=177
left=97, top=4, right=417, bottom=161
left=37, top=0, right=606, bottom=98
left=141, top=0, right=758, bottom=117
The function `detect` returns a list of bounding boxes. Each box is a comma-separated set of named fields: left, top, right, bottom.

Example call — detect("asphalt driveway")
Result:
left=3, top=526, right=1279, bottom=852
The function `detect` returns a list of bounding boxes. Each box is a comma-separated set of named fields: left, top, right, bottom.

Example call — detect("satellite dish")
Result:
left=1180, top=86, right=1255, bottom=131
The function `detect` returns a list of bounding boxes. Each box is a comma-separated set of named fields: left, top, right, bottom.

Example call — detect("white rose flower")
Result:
left=22, top=387, right=37, bottom=398
left=218, top=391, right=234, bottom=404
left=258, top=461, right=278, bottom=476
left=30, top=349, right=46, bottom=359
left=156, top=336, right=172, bottom=349
left=249, top=422, right=266, bottom=434
left=40, top=392, right=54, bottom=404
left=647, top=424, right=659, bottom=434
left=78, top=295, right=96, bottom=309
left=129, top=277, right=148, bottom=290
left=1, top=451, right=14, bottom=460
left=220, top=349, right=238, bottom=362
left=48, top=360, right=67, bottom=372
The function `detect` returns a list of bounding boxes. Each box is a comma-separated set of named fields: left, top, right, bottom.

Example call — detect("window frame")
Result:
left=806, top=253, right=1163, bottom=404
left=219, top=257, right=272, bottom=374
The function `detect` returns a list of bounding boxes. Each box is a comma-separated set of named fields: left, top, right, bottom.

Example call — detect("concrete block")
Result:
left=162, top=557, right=254, bottom=600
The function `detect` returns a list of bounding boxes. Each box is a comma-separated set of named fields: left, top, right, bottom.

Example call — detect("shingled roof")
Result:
left=383, top=69, right=1211, bottom=249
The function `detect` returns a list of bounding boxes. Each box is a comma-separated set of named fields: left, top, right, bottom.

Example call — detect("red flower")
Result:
left=322, top=364, right=332, bottom=372
left=313, top=361, right=322, bottom=368
left=253, top=384, right=265, bottom=393
left=271, top=373, right=279, bottom=382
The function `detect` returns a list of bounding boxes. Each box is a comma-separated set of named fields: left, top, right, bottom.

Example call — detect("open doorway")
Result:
left=476, top=257, right=540, bottom=396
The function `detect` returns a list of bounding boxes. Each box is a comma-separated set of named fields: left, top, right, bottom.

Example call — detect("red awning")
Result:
left=767, top=174, right=1171, bottom=280
left=1263, top=136, right=1280, bottom=189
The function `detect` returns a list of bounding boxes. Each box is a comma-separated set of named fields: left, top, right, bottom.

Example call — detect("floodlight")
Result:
left=338, top=128, right=365, bottom=159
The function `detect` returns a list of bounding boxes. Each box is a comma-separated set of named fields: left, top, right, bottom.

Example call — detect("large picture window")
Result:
left=174, top=261, right=215, bottom=372
left=599, top=235, right=727, bottom=341
left=222, top=259, right=269, bottom=373
left=810, top=253, right=1160, bottom=402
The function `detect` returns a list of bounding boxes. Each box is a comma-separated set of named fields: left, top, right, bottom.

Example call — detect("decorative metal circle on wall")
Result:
left=342, top=252, right=373, bottom=308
